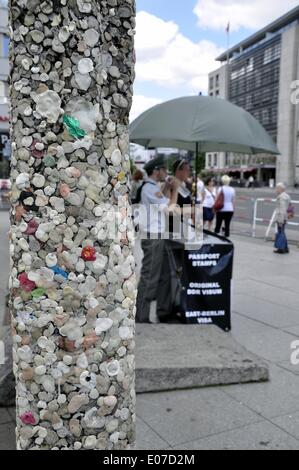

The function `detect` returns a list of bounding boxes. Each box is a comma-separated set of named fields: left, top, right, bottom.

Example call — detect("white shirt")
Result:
left=218, top=186, right=235, bottom=212
left=203, top=188, right=216, bottom=208
left=139, top=179, right=169, bottom=234
left=196, top=180, right=204, bottom=202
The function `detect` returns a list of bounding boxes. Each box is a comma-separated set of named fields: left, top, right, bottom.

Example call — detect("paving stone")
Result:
left=222, top=364, right=299, bottom=419
left=136, top=417, right=170, bottom=450
left=173, top=421, right=299, bottom=450
left=137, top=388, right=263, bottom=446
left=0, top=408, right=13, bottom=425
left=0, top=423, right=16, bottom=451
left=231, top=313, right=297, bottom=363
left=271, top=411, right=299, bottom=440
left=233, top=293, right=299, bottom=328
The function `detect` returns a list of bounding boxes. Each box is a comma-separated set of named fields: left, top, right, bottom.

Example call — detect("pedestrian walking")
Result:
left=273, top=183, right=291, bottom=254
left=136, top=156, right=178, bottom=323
left=214, top=175, right=236, bottom=238
left=203, top=177, right=216, bottom=231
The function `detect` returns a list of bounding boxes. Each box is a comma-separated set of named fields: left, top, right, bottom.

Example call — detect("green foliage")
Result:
left=195, top=151, right=205, bottom=176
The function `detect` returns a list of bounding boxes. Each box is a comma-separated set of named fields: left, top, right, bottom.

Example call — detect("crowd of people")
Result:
left=131, top=156, right=294, bottom=324
left=131, top=156, right=237, bottom=323
left=132, top=157, right=237, bottom=241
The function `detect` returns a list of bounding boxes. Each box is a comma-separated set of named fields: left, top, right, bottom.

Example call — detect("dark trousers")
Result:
left=215, top=211, right=234, bottom=238
left=136, top=239, right=165, bottom=323
left=156, top=241, right=184, bottom=322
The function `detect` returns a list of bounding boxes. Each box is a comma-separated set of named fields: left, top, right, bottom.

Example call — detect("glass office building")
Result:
left=208, top=6, right=299, bottom=186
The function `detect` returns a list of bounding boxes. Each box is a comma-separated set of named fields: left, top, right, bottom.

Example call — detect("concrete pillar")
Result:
left=277, top=25, right=299, bottom=186
left=10, top=0, right=136, bottom=450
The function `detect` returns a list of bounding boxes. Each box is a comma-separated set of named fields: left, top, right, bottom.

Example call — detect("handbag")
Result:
left=287, top=203, right=295, bottom=220
left=213, top=189, right=224, bottom=212
left=275, top=225, right=288, bottom=251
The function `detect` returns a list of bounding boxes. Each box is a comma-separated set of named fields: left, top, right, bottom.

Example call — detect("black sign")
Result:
left=181, top=237, right=234, bottom=331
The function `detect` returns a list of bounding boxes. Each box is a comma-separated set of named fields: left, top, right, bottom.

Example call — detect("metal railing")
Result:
left=252, top=198, right=299, bottom=238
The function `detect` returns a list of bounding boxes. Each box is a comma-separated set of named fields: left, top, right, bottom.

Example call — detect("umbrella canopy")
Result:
left=130, top=96, right=279, bottom=155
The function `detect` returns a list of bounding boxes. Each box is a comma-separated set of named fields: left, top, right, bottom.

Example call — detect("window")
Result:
left=246, top=94, right=253, bottom=109
left=262, top=109, right=269, bottom=125
left=209, top=77, right=214, bottom=90
left=210, top=92, right=214, bottom=97
left=262, top=89, right=270, bottom=102
left=208, top=154, right=212, bottom=167
left=215, top=74, right=220, bottom=87
left=263, top=43, right=281, bottom=65
left=246, top=57, right=254, bottom=72
left=213, top=154, right=218, bottom=167
left=273, top=66, right=280, bottom=82
left=2, top=35, right=9, bottom=58
left=271, top=107, right=278, bottom=124
left=215, top=90, right=220, bottom=97
left=255, top=71, right=262, bottom=88
left=263, top=48, right=272, bottom=65
left=231, top=66, right=246, bottom=80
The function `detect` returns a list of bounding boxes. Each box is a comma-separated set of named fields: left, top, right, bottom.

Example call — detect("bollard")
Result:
left=9, top=0, right=136, bottom=450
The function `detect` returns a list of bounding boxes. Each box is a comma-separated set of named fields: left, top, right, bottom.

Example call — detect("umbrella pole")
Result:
left=195, top=142, right=199, bottom=202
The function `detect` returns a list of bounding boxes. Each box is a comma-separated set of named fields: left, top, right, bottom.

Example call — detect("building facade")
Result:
left=207, top=5, right=299, bottom=186
left=0, top=5, right=10, bottom=178
left=206, top=64, right=229, bottom=172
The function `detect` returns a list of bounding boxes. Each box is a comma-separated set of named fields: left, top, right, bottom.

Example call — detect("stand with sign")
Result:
left=182, top=233, right=234, bottom=331
left=158, top=232, right=234, bottom=331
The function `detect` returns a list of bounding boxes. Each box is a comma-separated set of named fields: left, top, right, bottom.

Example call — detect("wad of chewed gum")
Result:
left=63, top=115, right=87, bottom=139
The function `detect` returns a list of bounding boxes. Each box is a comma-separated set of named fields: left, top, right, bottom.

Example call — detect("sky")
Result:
left=131, top=0, right=299, bottom=120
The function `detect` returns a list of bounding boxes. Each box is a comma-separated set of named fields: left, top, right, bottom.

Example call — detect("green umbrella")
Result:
left=130, top=96, right=280, bottom=166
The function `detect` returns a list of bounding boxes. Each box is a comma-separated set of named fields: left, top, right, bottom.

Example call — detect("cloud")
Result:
left=135, top=11, right=223, bottom=94
left=130, top=94, right=162, bottom=122
left=193, top=0, right=299, bottom=32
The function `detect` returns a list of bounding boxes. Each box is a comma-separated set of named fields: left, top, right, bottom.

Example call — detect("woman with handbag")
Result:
left=214, top=175, right=236, bottom=238
left=274, top=183, right=291, bottom=254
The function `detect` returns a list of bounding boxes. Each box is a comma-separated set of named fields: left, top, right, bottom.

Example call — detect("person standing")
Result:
left=169, top=159, right=194, bottom=239
left=136, top=156, right=178, bottom=323
left=157, top=159, right=193, bottom=324
left=248, top=175, right=254, bottom=188
left=214, top=175, right=236, bottom=238
left=130, top=169, right=144, bottom=203
left=273, top=183, right=291, bottom=254
left=203, top=177, right=216, bottom=231
left=196, top=175, right=205, bottom=204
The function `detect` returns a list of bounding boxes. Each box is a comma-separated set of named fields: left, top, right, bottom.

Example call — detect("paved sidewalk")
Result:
left=136, top=234, right=299, bottom=450
left=1, top=213, right=299, bottom=449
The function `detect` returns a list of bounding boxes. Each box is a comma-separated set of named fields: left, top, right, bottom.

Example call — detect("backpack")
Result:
left=131, top=181, right=155, bottom=205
